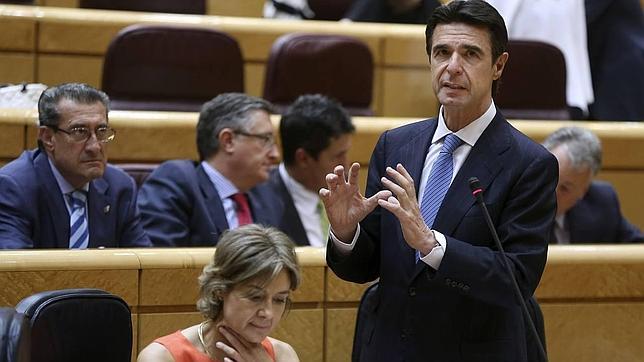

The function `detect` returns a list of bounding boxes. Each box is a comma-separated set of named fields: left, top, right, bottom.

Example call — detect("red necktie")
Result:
left=231, top=193, right=252, bottom=226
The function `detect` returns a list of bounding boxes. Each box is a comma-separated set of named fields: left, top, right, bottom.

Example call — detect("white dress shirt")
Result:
left=332, top=101, right=497, bottom=270
left=279, top=163, right=326, bottom=247
left=48, top=158, right=89, bottom=216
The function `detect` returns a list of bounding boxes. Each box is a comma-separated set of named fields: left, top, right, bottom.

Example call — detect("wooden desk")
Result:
left=0, top=246, right=643, bottom=361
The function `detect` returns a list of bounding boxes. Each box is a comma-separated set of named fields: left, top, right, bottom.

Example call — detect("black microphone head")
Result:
left=468, top=177, right=481, bottom=192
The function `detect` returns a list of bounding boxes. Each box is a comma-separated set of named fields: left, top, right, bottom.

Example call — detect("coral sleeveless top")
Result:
left=155, top=330, right=276, bottom=362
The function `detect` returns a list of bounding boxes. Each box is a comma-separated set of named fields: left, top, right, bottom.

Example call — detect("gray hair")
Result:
left=196, top=93, right=273, bottom=161
left=542, top=126, right=602, bottom=175
left=196, top=224, right=300, bottom=322
left=38, top=83, right=110, bottom=127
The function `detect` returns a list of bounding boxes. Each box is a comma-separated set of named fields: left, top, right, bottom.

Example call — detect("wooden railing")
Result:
left=1, top=245, right=643, bottom=361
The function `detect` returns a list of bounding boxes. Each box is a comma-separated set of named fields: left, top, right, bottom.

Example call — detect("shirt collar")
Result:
left=47, top=157, right=89, bottom=194
left=201, top=161, right=239, bottom=199
left=279, top=163, right=319, bottom=211
left=434, top=101, right=497, bottom=146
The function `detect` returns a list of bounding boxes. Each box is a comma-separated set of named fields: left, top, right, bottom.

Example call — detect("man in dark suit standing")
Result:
left=543, top=126, right=644, bottom=244
left=137, top=93, right=280, bottom=247
left=0, top=83, right=151, bottom=249
left=267, top=94, right=355, bottom=247
left=321, top=1, right=558, bottom=361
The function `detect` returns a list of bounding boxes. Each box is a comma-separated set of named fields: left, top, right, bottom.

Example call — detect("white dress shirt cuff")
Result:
left=329, top=224, right=361, bottom=256
left=420, top=230, right=447, bottom=270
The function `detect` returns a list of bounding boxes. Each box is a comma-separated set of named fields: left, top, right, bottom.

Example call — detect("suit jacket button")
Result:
left=408, top=287, right=416, bottom=296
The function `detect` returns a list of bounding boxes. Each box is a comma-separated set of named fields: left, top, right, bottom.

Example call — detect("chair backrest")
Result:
left=15, top=289, right=132, bottom=362
left=352, top=282, right=379, bottom=362
left=102, top=24, right=244, bottom=112
left=79, top=0, right=205, bottom=14
left=0, top=308, right=30, bottom=362
left=116, top=163, right=158, bottom=188
left=308, top=0, right=355, bottom=20
left=495, top=40, right=569, bottom=120
left=263, top=33, right=374, bottom=116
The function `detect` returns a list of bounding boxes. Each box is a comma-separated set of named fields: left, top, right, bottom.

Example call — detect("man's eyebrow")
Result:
left=463, top=44, right=484, bottom=54
left=431, top=43, right=450, bottom=52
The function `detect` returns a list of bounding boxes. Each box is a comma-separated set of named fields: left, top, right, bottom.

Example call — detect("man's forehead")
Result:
left=432, top=22, right=492, bottom=48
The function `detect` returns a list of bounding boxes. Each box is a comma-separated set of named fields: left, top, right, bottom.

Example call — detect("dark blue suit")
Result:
left=137, top=160, right=277, bottom=247
left=266, top=168, right=311, bottom=246
left=328, top=113, right=558, bottom=361
left=0, top=149, right=151, bottom=249
left=565, top=181, right=644, bottom=243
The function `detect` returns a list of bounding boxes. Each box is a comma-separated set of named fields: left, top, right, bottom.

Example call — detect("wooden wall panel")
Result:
left=0, top=53, right=35, bottom=84
left=207, top=0, right=263, bottom=17
left=381, top=67, right=438, bottom=117
left=245, top=62, right=265, bottom=97
left=37, top=54, right=103, bottom=88
left=0, top=18, right=35, bottom=52
left=326, top=272, right=370, bottom=302
left=543, top=303, right=644, bottom=362
left=137, top=311, right=203, bottom=354
left=0, top=122, right=26, bottom=159
left=272, top=309, right=324, bottom=362
left=326, top=308, right=358, bottom=362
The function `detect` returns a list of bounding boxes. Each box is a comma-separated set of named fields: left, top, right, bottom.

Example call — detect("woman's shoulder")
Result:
left=137, top=342, right=175, bottom=362
left=267, top=337, right=299, bottom=362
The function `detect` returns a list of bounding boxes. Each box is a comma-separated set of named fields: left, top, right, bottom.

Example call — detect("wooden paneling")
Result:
left=382, top=67, right=437, bottom=117
left=38, top=54, right=103, bottom=87
left=0, top=53, right=35, bottom=84
left=272, top=309, right=324, bottom=362
left=326, top=272, right=370, bottom=302
left=326, top=308, right=358, bottom=362
left=207, top=0, right=264, bottom=17
left=0, top=121, right=26, bottom=159
left=244, top=62, right=265, bottom=97
left=137, top=312, right=203, bottom=353
left=0, top=17, right=35, bottom=52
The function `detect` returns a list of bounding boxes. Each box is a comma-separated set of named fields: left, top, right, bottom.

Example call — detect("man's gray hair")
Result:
left=542, top=126, right=602, bottom=175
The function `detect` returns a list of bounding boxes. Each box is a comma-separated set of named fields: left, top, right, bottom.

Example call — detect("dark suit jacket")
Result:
left=564, top=181, right=644, bottom=243
left=327, top=113, right=558, bottom=362
left=137, top=160, right=277, bottom=247
left=266, top=168, right=311, bottom=246
left=0, top=150, right=151, bottom=249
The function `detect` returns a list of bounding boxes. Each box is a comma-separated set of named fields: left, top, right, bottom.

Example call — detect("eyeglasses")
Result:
left=233, top=130, right=275, bottom=149
left=47, top=125, right=116, bottom=144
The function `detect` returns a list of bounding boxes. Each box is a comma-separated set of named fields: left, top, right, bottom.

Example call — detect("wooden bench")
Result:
left=0, top=245, right=643, bottom=361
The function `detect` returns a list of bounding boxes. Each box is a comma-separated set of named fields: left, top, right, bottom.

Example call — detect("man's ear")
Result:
left=493, top=52, right=509, bottom=80
left=38, top=127, right=55, bottom=151
left=219, top=128, right=236, bottom=154
left=294, top=148, right=313, bottom=167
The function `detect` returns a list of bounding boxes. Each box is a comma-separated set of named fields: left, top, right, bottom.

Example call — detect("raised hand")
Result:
left=378, top=164, right=437, bottom=256
left=319, top=163, right=391, bottom=242
left=215, top=325, right=273, bottom=362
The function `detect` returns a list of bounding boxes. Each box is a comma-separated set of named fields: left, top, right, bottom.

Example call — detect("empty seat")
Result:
left=116, top=163, right=158, bottom=188
left=496, top=40, right=569, bottom=120
left=15, top=289, right=132, bottom=362
left=0, top=308, right=30, bottom=362
left=79, top=0, right=205, bottom=15
left=263, top=33, right=374, bottom=116
left=102, top=24, right=244, bottom=112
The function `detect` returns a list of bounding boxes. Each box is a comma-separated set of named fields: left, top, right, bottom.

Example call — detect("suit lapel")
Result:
left=414, top=114, right=511, bottom=277
left=197, top=165, right=229, bottom=233
left=33, top=151, right=69, bottom=248
left=274, top=172, right=309, bottom=245
left=87, top=178, right=111, bottom=247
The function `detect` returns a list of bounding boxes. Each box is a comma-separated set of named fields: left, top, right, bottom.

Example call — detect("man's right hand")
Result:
left=319, top=163, right=391, bottom=242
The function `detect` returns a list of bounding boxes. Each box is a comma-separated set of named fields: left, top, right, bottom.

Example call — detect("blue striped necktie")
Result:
left=68, top=190, right=89, bottom=249
left=417, top=133, right=463, bottom=261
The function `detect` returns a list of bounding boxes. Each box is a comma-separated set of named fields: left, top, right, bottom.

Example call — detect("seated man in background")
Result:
left=543, top=126, right=644, bottom=243
left=138, top=93, right=280, bottom=247
left=0, top=83, right=151, bottom=249
left=268, top=94, right=355, bottom=246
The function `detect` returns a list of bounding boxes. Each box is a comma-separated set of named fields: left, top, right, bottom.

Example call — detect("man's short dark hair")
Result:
left=425, top=0, right=508, bottom=93
left=196, top=93, right=273, bottom=161
left=38, top=83, right=110, bottom=127
left=279, top=94, right=355, bottom=166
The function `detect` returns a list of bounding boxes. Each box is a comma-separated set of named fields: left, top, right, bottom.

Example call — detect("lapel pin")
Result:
left=103, top=205, right=111, bottom=214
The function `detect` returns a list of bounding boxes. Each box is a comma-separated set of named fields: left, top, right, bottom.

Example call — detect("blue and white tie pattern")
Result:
left=417, top=133, right=463, bottom=261
left=68, top=190, right=89, bottom=249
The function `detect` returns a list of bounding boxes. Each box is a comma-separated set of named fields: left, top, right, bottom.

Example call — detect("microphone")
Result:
left=468, top=177, right=548, bottom=362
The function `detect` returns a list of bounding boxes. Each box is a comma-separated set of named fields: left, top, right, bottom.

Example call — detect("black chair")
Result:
left=0, top=308, right=30, bottom=362
left=102, top=24, right=244, bottom=112
left=15, top=289, right=132, bottom=362
left=352, top=282, right=379, bottom=362
left=116, top=163, right=158, bottom=188
left=79, top=0, right=205, bottom=15
left=496, top=40, right=570, bottom=120
left=263, top=33, right=374, bottom=116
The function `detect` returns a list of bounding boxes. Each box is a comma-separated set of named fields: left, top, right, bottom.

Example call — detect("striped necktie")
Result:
left=417, top=133, right=463, bottom=261
left=68, top=190, right=89, bottom=249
